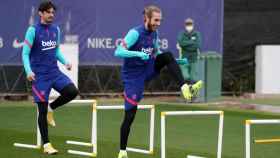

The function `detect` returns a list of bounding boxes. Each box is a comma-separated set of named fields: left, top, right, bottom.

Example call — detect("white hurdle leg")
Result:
left=245, top=120, right=251, bottom=158
left=92, top=101, right=97, bottom=155
left=217, top=112, right=224, bottom=158
left=149, top=105, right=155, bottom=154
left=161, top=112, right=166, bottom=158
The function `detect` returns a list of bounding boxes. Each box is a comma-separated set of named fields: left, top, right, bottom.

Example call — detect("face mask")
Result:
left=185, top=26, right=194, bottom=32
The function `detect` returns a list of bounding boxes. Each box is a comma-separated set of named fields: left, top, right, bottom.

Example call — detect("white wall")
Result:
left=50, top=44, right=79, bottom=98
left=255, top=45, right=280, bottom=94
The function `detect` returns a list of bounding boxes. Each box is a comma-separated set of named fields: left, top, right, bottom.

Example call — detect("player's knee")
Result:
left=68, top=87, right=79, bottom=99
left=62, top=84, right=79, bottom=99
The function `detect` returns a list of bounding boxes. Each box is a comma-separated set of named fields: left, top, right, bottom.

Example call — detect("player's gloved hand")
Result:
left=65, top=63, right=72, bottom=71
left=27, top=72, right=35, bottom=81
left=138, top=52, right=149, bottom=60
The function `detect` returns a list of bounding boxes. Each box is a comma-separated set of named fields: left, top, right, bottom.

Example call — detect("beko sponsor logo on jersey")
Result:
left=141, top=47, right=154, bottom=55
left=41, top=40, right=56, bottom=51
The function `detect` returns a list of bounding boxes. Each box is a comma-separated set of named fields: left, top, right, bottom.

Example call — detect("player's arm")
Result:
left=177, top=31, right=195, bottom=47
left=22, top=26, right=35, bottom=81
left=154, top=31, right=162, bottom=56
left=55, top=27, right=71, bottom=70
left=55, top=26, right=68, bottom=65
left=114, top=29, right=149, bottom=60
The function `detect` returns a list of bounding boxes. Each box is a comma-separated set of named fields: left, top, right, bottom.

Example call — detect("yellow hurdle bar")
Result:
left=254, top=138, right=280, bottom=144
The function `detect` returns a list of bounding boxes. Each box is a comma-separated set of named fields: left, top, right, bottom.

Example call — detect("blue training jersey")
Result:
left=115, top=25, right=161, bottom=78
left=22, top=22, right=67, bottom=76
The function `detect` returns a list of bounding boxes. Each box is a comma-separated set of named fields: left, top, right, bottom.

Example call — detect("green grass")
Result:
left=221, top=96, right=280, bottom=106
left=1, top=100, right=280, bottom=158
left=239, top=98, right=280, bottom=106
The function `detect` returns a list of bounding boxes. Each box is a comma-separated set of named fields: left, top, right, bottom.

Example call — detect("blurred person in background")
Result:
left=177, top=18, right=203, bottom=99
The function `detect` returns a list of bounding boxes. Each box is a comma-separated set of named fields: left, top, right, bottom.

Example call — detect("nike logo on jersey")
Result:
left=41, top=40, right=56, bottom=51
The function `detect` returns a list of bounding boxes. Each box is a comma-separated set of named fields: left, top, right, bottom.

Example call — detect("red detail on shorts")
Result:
left=123, top=92, right=138, bottom=106
left=32, top=85, right=45, bottom=102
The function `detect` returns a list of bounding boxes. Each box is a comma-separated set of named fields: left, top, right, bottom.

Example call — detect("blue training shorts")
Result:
left=123, top=61, right=159, bottom=111
left=31, top=72, right=73, bottom=103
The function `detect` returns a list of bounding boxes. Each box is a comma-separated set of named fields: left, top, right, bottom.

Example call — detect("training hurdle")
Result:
left=66, top=102, right=155, bottom=157
left=13, top=100, right=95, bottom=150
left=245, top=119, right=280, bottom=158
left=161, top=111, right=224, bottom=158
left=14, top=99, right=155, bottom=157
left=14, top=109, right=42, bottom=149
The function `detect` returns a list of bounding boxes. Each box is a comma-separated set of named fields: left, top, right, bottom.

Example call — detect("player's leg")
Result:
left=119, top=106, right=137, bottom=158
left=154, top=51, right=194, bottom=100
left=48, top=73, right=79, bottom=126
left=37, top=102, right=58, bottom=154
left=32, top=82, right=58, bottom=154
left=50, top=83, right=78, bottom=110
left=118, top=81, right=144, bottom=158
left=37, top=102, right=49, bottom=145
left=154, top=52, right=186, bottom=85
